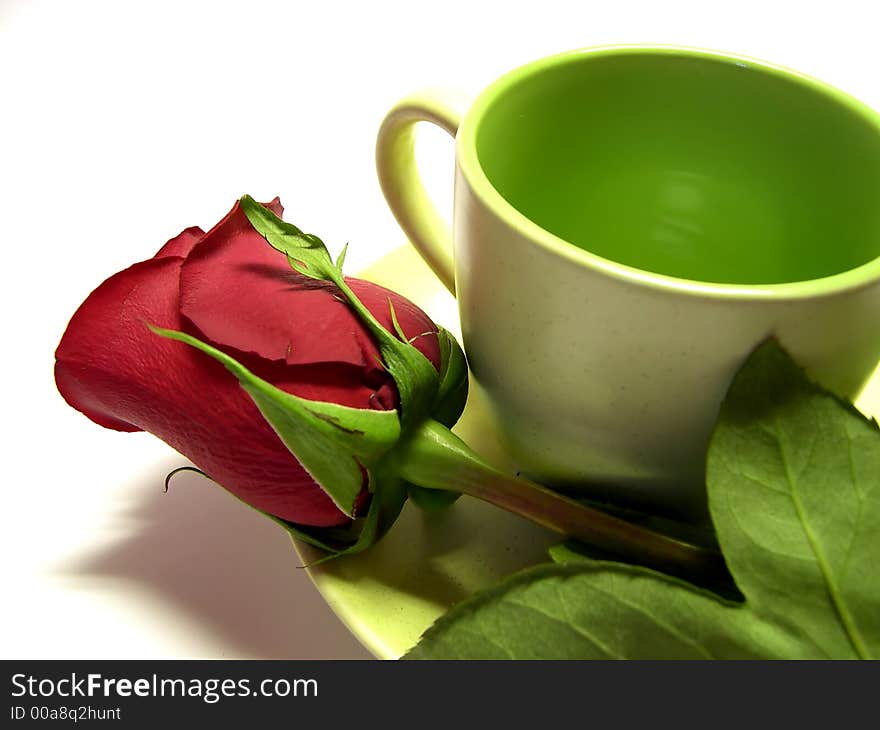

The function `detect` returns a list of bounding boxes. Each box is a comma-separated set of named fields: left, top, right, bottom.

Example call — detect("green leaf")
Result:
left=405, top=562, right=813, bottom=659
left=241, top=194, right=439, bottom=432
left=406, top=340, right=880, bottom=659
left=707, top=340, right=879, bottom=659
left=150, top=325, right=400, bottom=518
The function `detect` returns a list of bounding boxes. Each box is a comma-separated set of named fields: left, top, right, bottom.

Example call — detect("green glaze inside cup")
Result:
left=473, top=49, right=880, bottom=285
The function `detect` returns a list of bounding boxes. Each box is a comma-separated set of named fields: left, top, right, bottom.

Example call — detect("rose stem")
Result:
left=393, top=418, right=726, bottom=583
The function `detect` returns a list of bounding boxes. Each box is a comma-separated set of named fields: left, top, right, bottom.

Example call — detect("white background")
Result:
left=2, top=0, right=879, bottom=659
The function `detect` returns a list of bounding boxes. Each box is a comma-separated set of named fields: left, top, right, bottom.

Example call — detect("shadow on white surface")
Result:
left=56, top=459, right=372, bottom=659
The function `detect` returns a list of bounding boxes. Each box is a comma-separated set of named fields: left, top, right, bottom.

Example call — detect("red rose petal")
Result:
left=154, top=226, right=205, bottom=259
left=179, top=204, right=375, bottom=368
left=153, top=199, right=282, bottom=260
left=179, top=201, right=441, bottom=373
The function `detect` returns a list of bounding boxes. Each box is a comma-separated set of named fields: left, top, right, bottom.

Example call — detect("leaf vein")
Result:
left=584, top=581, right=717, bottom=659
left=774, top=410, right=869, bottom=659
left=506, top=596, right=623, bottom=659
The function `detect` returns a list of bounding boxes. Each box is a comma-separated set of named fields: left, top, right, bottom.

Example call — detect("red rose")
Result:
left=54, top=199, right=441, bottom=527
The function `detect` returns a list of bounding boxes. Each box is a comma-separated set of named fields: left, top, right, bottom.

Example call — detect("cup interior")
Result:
left=474, top=50, right=880, bottom=285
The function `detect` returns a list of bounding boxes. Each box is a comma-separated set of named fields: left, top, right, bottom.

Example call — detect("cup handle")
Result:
left=376, top=89, right=467, bottom=295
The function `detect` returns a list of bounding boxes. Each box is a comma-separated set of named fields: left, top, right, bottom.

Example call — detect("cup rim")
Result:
left=456, top=44, right=880, bottom=301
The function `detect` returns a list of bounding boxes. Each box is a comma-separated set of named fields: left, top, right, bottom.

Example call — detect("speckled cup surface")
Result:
left=377, top=46, right=880, bottom=517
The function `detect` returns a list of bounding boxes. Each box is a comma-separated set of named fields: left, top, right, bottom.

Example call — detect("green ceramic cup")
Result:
left=376, top=45, right=880, bottom=517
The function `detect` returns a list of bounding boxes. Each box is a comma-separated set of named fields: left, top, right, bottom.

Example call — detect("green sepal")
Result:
left=387, top=299, right=408, bottom=341
left=241, top=194, right=439, bottom=433
left=149, top=325, right=400, bottom=518
left=335, top=242, right=349, bottom=272
left=288, top=465, right=409, bottom=563
left=432, top=326, right=469, bottom=428
left=366, top=311, right=439, bottom=433
left=240, top=195, right=338, bottom=281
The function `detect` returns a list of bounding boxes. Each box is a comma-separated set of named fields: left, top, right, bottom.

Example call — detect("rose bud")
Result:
left=55, top=198, right=465, bottom=537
